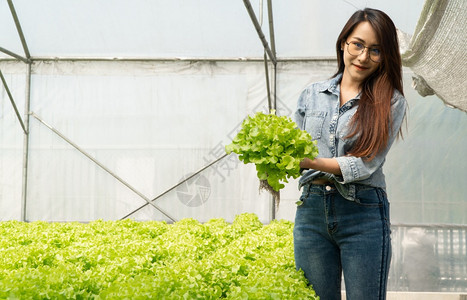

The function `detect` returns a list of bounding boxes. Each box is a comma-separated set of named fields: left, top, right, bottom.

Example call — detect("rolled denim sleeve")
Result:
left=333, top=91, right=407, bottom=184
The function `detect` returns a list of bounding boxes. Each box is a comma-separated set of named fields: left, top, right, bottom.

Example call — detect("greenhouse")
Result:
left=1, top=0, right=466, bottom=298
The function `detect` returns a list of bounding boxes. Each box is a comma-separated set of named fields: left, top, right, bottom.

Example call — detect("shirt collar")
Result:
left=318, top=73, right=362, bottom=101
left=318, top=73, right=343, bottom=95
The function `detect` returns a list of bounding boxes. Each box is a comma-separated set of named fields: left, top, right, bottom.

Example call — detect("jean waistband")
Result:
left=310, top=178, right=333, bottom=185
left=303, top=182, right=337, bottom=192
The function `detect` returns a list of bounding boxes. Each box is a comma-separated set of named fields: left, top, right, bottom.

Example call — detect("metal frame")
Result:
left=1, top=0, right=284, bottom=222
left=2, top=0, right=237, bottom=223
left=243, top=0, right=278, bottom=220
left=0, top=56, right=336, bottom=63
left=0, top=69, right=27, bottom=134
left=7, top=0, right=31, bottom=60
left=2, top=0, right=32, bottom=222
left=0, top=47, right=29, bottom=63
left=243, top=0, right=277, bottom=65
left=116, top=7, right=311, bottom=219
left=0, top=0, right=331, bottom=223
left=30, top=112, right=178, bottom=222
left=120, top=153, right=229, bottom=220
left=20, top=63, right=31, bottom=222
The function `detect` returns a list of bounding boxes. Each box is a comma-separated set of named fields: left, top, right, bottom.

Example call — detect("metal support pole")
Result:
left=0, top=69, right=28, bottom=134
left=267, top=0, right=277, bottom=110
left=267, top=0, right=277, bottom=220
left=7, top=0, right=31, bottom=60
left=244, top=0, right=278, bottom=221
left=20, top=63, right=31, bottom=221
left=8, top=0, right=32, bottom=222
left=30, top=112, right=177, bottom=222
left=267, top=0, right=276, bottom=61
left=243, top=0, right=277, bottom=65
left=264, top=53, right=272, bottom=113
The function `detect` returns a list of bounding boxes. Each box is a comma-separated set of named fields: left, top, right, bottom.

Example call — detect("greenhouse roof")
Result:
left=1, top=0, right=424, bottom=60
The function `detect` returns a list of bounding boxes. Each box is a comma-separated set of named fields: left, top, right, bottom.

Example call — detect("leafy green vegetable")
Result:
left=0, top=215, right=318, bottom=299
left=225, top=111, right=318, bottom=192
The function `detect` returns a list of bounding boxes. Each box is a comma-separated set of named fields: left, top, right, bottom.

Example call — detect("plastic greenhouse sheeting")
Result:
left=1, top=58, right=466, bottom=223
left=1, top=59, right=274, bottom=222
left=1, top=0, right=434, bottom=223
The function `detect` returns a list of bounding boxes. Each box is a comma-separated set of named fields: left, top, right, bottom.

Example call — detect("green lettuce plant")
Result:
left=225, top=111, right=318, bottom=195
left=0, top=215, right=319, bottom=299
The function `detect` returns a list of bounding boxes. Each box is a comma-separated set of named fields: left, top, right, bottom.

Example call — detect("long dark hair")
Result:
left=334, top=8, right=404, bottom=160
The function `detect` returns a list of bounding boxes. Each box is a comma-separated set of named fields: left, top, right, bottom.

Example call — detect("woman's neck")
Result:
left=340, top=76, right=361, bottom=106
left=340, top=73, right=361, bottom=94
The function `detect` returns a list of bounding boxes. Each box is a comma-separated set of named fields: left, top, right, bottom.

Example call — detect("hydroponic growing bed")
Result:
left=0, top=213, right=318, bottom=299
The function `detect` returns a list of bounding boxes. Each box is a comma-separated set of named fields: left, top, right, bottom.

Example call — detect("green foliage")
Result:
left=225, top=111, right=318, bottom=191
left=0, top=214, right=318, bottom=299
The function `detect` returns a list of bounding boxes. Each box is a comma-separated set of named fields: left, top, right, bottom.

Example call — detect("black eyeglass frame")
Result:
left=345, top=41, right=382, bottom=63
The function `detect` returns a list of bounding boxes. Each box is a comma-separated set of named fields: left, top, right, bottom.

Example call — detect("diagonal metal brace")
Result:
left=0, top=47, right=30, bottom=64
left=0, top=68, right=28, bottom=134
left=7, top=0, right=31, bottom=60
left=120, top=153, right=229, bottom=220
left=243, top=0, right=277, bottom=65
left=30, top=112, right=177, bottom=222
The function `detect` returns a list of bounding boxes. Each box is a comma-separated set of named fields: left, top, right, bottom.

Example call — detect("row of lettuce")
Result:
left=0, top=213, right=318, bottom=299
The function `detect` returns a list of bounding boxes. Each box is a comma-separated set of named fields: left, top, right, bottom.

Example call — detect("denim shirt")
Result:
left=295, top=73, right=407, bottom=201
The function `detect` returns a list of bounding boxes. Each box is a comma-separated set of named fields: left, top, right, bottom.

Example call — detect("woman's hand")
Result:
left=299, top=158, right=314, bottom=169
left=299, top=157, right=343, bottom=176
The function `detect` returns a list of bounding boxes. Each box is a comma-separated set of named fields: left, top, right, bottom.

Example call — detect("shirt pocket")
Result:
left=304, top=110, right=326, bottom=140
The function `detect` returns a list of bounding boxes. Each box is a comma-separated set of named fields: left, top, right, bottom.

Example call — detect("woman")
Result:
left=293, top=8, right=407, bottom=300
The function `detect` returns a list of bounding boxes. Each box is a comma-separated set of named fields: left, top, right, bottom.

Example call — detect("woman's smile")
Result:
left=352, top=63, right=369, bottom=71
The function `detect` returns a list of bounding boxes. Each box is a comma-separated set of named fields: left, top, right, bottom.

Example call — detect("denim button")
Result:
left=326, top=185, right=332, bottom=191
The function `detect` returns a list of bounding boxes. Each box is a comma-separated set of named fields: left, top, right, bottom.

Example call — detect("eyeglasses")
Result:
left=345, top=41, right=382, bottom=63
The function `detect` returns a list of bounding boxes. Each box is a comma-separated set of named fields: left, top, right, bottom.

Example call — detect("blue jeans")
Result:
left=294, top=183, right=391, bottom=300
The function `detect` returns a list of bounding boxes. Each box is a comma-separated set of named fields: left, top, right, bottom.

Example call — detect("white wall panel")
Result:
left=0, top=62, right=27, bottom=220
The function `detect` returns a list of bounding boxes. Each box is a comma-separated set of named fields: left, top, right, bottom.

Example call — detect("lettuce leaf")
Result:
left=226, top=111, right=318, bottom=192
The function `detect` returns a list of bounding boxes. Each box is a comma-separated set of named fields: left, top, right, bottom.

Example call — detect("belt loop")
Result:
left=301, top=183, right=311, bottom=196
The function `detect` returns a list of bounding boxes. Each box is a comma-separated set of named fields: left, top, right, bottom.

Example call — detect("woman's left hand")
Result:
left=299, top=157, right=343, bottom=176
left=299, top=158, right=313, bottom=169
